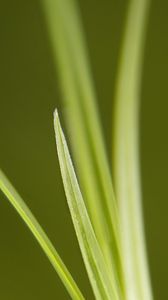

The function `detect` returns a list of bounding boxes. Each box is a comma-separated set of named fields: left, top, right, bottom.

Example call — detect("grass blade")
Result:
left=113, top=0, right=153, bottom=299
left=0, top=169, right=85, bottom=300
left=54, top=110, right=120, bottom=300
left=42, top=0, right=123, bottom=292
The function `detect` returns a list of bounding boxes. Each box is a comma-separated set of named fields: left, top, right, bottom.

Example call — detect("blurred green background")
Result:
left=0, top=0, right=167, bottom=299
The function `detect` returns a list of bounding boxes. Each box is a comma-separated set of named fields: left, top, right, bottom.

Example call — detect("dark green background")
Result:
left=0, top=0, right=167, bottom=299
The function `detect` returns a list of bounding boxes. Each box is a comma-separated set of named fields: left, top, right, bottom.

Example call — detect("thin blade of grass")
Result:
left=113, top=0, right=153, bottom=299
left=54, top=110, right=120, bottom=300
left=42, top=0, right=123, bottom=293
left=0, top=169, right=85, bottom=300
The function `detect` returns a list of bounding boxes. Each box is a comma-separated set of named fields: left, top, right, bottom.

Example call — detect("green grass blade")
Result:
left=54, top=110, right=120, bottom=300
left=42, top=0, right=123, bottom=292
left=113, top=0, right=153, bottom=299
left=0, top=169, right=85, bottom=300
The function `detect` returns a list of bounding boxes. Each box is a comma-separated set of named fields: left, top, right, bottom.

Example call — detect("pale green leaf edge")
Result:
left=54, top=110, right=120, bottom=300
left=0, top=169, right=85, bottom=300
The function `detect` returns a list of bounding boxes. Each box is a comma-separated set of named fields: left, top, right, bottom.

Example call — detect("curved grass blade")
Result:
left=42, top=0, right=123, bottom=292
left=0, top=169, right=85, bottom=300
left=113, top=0, right=153, bottom=299
left=54, top=110, right=120, bottom=300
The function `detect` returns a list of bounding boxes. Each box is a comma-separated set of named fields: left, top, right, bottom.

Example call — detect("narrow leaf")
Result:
left=42, top=0, right=123, bottom=292
left=54, top=110, right=120, bottom=300
left=113, top=0, right=153, bottom=299
left=0, top=169, right=84, bottom=300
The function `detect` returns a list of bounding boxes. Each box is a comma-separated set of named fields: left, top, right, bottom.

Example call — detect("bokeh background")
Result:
left=0, top=0, right=167, bottom=299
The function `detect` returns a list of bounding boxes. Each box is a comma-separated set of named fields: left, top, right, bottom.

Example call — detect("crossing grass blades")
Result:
left=0, top=0, right=153, bottom=299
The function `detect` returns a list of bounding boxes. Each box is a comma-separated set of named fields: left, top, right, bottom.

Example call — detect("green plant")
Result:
left=0, top=0, right=153, bottom=299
